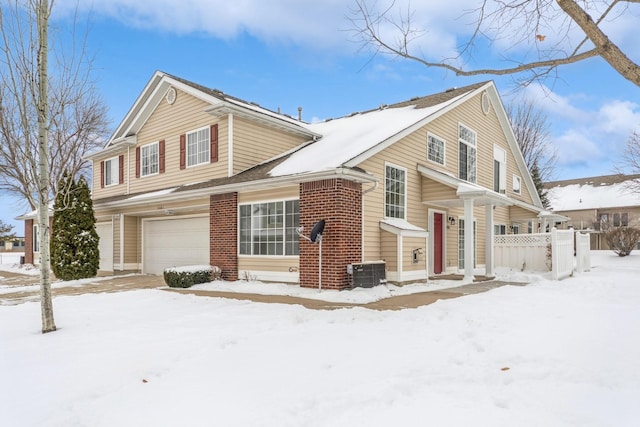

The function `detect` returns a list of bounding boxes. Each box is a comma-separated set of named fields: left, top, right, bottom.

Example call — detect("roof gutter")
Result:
left=93, top=167, right=377, bottom=210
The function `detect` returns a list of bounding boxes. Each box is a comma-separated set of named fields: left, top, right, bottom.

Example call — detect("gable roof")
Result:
left=267, top=80, right=542, bottom=209
left=545, top=174, right=640, bottom=211
left=107, top=71, right=318, bottom=147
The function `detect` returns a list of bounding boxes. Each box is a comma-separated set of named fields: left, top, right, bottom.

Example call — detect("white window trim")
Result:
left=237, top=197, right=300, bottom=257
left=458, top=122, right=477, bottom=183
left=513, top=175, right=522, bottom=194
left=384, top=162, right=408, bottom=220
left=186, top=126, right=211, bottom=168
left=104, top=156, right=119, bottom=187
left=140, top=142, right=159, bottom=177
left=427, top=132, right=446, bottom=166
left=493, top=145, right=507, bottom=194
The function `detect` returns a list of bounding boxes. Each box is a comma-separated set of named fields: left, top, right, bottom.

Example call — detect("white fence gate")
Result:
left=575, top=231, right=591, bottom=274
left=494, top=228, right=590, bottom=280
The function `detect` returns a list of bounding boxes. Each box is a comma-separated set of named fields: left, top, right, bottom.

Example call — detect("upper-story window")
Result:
left=141, top=142, right=159, bottom=176
left=187, top=126, right=210, bottom=167
left=458, top=123, right=477, bottom=183
left=385, top=164, right=406, bottom=219
left=513, top=175, right=522, bottom=194
left=493, top=146, right=506, bottom=193
left=427, top=133, right=446, bottom=166
left=104, top=157, right=119, bottom=186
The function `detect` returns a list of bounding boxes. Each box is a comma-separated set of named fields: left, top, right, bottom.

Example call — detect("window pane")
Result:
left=187, top=127, right=210, bottom=167
left=427, top=135, right=445, bottom=165
left=385, top=165, right=405, bottom=219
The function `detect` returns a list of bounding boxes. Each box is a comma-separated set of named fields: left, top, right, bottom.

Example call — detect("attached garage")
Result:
left=96, top=222, right=113, bottom=272
left=142, top=216, right=210, bottom=275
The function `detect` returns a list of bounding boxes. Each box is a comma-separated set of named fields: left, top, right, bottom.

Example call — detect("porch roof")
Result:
left=380, top=218, right=428, bottom=237
left=417, top=164, right=514, bottom=208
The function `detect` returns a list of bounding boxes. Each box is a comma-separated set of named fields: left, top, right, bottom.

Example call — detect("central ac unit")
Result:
left=348, top=262, right=387, bottom=288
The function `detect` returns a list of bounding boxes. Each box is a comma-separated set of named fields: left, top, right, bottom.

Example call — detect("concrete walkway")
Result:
left=0, top=271, right=526, bottom=310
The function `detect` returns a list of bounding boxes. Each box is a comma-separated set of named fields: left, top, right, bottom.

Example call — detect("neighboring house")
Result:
left=545, top=174, right=640, bottom=250
left=22, top=72, right=546, bottom=289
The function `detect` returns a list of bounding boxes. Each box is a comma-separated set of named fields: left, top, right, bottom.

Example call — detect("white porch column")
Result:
left=485, top=204, right=494, bottom=277
left=464, top=198, right=474, bottom=282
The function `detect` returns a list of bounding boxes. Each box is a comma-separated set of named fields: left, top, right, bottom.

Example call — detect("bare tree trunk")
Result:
left=37, top=0, right=55, bottom=334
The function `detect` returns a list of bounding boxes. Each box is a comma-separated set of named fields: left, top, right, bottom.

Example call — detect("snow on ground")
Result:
left=1, top=251, right=639, bottom=426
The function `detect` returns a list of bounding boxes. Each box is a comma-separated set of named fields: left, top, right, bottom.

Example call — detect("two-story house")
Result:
left=23, top=72, right=546, bottom=289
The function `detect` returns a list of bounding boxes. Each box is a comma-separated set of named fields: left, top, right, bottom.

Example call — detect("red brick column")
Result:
left=299, top=179, right=362, bottom=290
left=210, top=192, right=238, bottom=281
left=24, top=219, right=34, bottom=265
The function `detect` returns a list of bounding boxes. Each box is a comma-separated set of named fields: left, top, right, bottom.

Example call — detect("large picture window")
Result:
left=187, top=127, right=210, bottom=167
left=141, top=142, right=158, bottom=176
left=239, top=200, right=299, bottom=256
left=385, top=164, right=406, bottom=219
left=458, top=123, right=477, bottom=183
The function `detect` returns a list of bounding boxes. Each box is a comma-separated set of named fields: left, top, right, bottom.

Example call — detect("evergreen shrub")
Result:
left=163, top=265, right=220, bottom=288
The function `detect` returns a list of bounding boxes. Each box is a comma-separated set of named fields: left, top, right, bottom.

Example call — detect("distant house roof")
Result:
left=545, top=174, right=640, bottom=211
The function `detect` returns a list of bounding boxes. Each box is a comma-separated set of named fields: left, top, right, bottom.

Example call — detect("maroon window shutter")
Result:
left=210, top=124, right=218, bottom=163
left=100, top=161, right=105, bottom=188
left=118, top=155, right=124, bottom=184
left=179, top=134, right=186, bottom=169
left=159, top=140, right=166, bottom=173
left=135, top=147, right=141, bottom=178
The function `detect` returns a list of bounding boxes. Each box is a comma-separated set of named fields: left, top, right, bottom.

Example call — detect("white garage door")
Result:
left=143, top=216, right=210, bottom=275
left=96, top=222, right=113, bottom=272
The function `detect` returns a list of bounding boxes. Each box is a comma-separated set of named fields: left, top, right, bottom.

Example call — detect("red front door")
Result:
left=433, top=213, right=443, bottom=274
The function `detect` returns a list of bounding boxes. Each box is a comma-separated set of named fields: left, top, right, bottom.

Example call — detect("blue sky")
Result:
left=2, top=0, right=639, bottom=232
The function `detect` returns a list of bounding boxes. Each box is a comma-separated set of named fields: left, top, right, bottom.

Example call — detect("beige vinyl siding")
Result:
left=403, top=236, right=427, bottom=272
left=124, top=216, right=139, bottom=265
left=232, top=117, right=308, bottom=174
left=380, top=231, right=397, bottom=270
left=422, top=179, right=457, bottom=204
left=128, top=89, right=229, bottom=195
left=238, top=257, right=299, bottom=275
left=237, top=186, right=299, bottom=204
left=113, top=218, right=121, bottom=267
left=91, top=157, right=129, bottom=199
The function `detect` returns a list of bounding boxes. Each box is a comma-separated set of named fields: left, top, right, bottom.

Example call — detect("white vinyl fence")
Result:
left=494, top=228, right=590, bottom=280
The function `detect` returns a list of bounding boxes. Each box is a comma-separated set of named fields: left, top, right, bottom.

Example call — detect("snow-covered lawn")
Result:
left=1, top=251, right=639, bottom=426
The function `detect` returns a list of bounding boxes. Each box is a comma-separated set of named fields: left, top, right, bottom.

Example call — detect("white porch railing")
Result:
left=494, top=229, right=590, bottom=280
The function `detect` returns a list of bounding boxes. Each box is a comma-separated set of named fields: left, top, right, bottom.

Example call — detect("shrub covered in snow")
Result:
left=51, top=173, right=99, bottom=280
left=605, top=226, right=640, bottom=257
left=163, top=265, right=220, bottom=288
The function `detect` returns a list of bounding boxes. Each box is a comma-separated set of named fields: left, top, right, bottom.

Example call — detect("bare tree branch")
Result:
left=349, top=0, right=640, bottom=87
left=0, top=0, right=109, bottom=211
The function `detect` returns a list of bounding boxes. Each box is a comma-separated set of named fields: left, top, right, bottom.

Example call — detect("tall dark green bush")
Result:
left=51, top=173, right=100, bottom=280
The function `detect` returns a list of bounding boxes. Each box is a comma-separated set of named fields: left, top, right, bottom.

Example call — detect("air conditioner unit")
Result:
left=348, top=262, right=387, bottom=288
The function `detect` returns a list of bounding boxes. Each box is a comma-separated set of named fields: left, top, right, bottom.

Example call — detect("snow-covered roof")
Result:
left=269, top=91, right=473, bottom=177
left=547, top=176, right=640, bottom=211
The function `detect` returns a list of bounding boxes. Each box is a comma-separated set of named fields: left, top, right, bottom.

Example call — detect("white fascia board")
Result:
left=84, top=137, right=137, bottom=161
left=205, top=103, right=321, bottom=139
left=93, top=168, right=377, bottom=210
